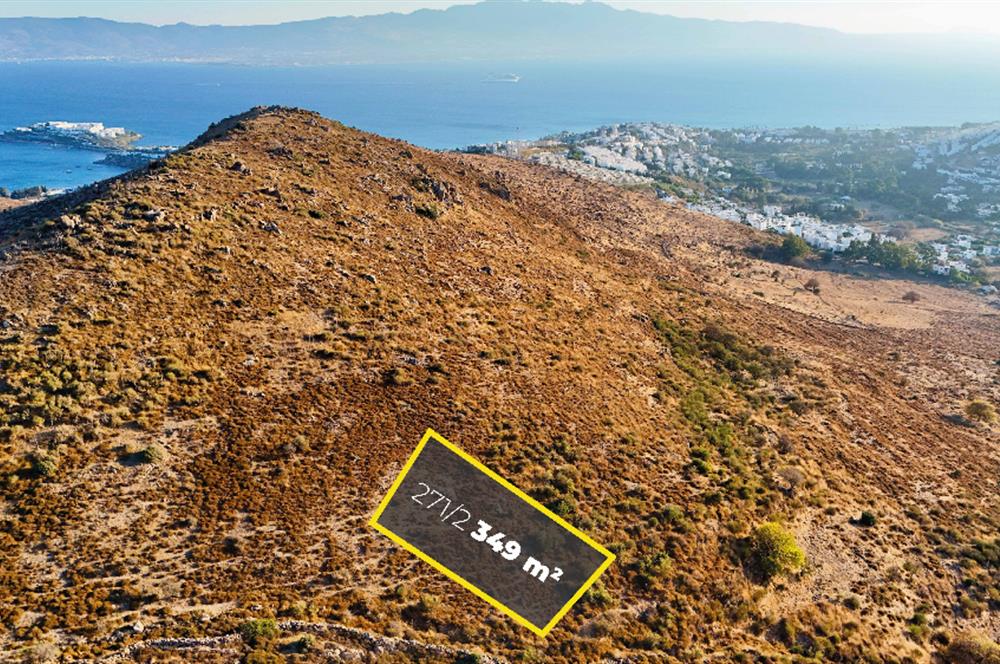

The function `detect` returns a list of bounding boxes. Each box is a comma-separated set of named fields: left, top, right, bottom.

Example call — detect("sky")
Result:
left=1, top=1, right=999, bottom=36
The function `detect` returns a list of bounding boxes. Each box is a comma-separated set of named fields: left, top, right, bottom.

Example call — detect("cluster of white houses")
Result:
left=687, top=196, right=879, bottom=252
left=472, top=126, right=1000, bottom=281
left=686, top=196, right=1000, bottom=276
left=929, top=235, right=1000, bottom=275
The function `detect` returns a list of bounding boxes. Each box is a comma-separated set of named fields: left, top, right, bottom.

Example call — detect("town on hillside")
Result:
left=468, top=122, right=1000, bottom=293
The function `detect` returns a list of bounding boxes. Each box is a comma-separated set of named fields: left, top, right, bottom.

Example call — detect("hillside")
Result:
left=0, top=107, right=998, bottom=662
left=2, top=2, right=999, bottom=65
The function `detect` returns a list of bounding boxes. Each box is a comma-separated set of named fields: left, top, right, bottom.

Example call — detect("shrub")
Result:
left=908, top=612, right=931, bottom=642
left=804, top=277, right=821, bottom=294
left=416, top=594, right=440, bottom=615
left=943, top=632, right=1000, bottom=664
left=662, top=504, right=684, bottom=524
left=244, top=650, right=282, bottom=664
left=751, top=522, right=805, bottom=579
left=959, top=595, right=987, bottom=617
left=293, top=634, right=315, bottom=653
left=856, top=511, right=877, bottom=527
left=414, top=202, right=440, bottom=219
left=965, top=400, right=997, bottom=423
left=383, top=367, right=413, bottom=386
left=788, top=398, right=811, bottom=415
left=139, top=443, right=166, bottom=464
left=634, top=552, right=672, bottom=588
left=902, top=290, right=921, bottom=304
left=582, top=581, right=613, bottom=608
left=238, top=619, right=278, bottom=646
left=30, top=452, right=58, bottom=478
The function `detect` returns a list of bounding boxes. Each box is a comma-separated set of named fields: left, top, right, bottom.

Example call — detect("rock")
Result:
left=414, top=175, right=462, bottom=205
left=260, top=221, right=282, bottom=235
left=59, top=214, right=81, bottom=230
left=360, top=273, right=377, bottom=284
left=230, top=161, right=252, bottom=175
left=480, top=265, right=494, bottom=276
left=203, top=208, right=218, bottom=221
left=143, top=209, right=165, bottom=222
left=483, top=170, right=514, bottom=200
left=132, top=621, right=144, bottom=633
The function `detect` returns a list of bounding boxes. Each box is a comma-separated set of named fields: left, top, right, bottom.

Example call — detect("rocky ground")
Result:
left=0, top=107, right=997, bottom=662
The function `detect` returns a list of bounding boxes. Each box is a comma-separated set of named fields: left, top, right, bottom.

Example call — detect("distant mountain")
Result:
left=2, top=1, right=998, bottom=65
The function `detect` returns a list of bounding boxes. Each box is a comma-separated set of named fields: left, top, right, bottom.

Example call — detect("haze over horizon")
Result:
left=1, top=0, right=1000, bottom=36
left=4, top=1, right=1000, bottom=67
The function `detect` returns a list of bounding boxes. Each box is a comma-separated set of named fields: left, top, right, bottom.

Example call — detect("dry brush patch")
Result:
left=0, top=107, right=997, bottom=661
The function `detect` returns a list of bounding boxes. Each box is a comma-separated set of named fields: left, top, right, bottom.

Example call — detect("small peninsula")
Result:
left=1, top=120, right=142, bottom=151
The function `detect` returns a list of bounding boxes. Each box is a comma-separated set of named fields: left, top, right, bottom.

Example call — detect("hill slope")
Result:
left=0, top=107, right=998, bottom=662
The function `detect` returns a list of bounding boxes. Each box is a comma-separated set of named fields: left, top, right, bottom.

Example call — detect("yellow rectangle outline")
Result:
left=369, top=427, right=615, bottom=637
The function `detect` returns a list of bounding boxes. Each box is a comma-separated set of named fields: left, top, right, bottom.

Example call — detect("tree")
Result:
left=902, top=291, right=920, bottom=304
left=780, top=234, right=810, bottom=262
left=751, top=522, right=806, bottom=579
left=965, top=400, right=997, bottom=424
left=804, top=277, right=821, bottom=294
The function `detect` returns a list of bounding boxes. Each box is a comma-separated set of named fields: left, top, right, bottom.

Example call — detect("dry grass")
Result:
left=0, top=107, right=996, bottom=662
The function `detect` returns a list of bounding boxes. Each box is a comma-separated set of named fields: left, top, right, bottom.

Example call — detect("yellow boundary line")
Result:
left=369, top=428, right=615, bottom=637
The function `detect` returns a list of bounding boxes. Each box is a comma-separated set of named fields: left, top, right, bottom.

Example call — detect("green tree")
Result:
left=780, top=235, right=810, bottom=261
left=752, top=522, right=806, bottom=579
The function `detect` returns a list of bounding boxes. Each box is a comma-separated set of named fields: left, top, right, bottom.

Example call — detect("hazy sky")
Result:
left=2, top=1, right=1000, bottom=36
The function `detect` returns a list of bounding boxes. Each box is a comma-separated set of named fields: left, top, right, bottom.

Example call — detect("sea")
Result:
left=3, top=58, right=1000, bottom=191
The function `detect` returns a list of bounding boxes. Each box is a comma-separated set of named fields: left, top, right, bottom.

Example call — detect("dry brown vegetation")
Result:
left=0, top=107, right=997, bottom=662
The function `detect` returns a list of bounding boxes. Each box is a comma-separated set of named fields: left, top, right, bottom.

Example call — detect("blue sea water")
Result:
left=2, top=58, right=1000, bottom=191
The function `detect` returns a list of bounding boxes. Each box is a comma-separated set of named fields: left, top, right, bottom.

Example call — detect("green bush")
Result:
left=582, top=581, right=613, bottom=608
left=139, top=443, right=166, bottom=464
left=238, top=618, right=278, bottom=646
left=751, top=522, right=805, bottom=579
left=30, top=452, right=58, bottom=478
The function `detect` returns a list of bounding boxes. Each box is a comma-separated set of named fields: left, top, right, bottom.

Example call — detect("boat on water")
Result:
left=484, top=73, right=521, bottom=83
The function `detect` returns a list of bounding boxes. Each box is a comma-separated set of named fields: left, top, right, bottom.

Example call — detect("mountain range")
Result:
left=2, top=1, right=1000, bottom=65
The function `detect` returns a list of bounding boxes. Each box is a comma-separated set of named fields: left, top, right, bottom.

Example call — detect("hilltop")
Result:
left=0, top=107, right=998, bottom=662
